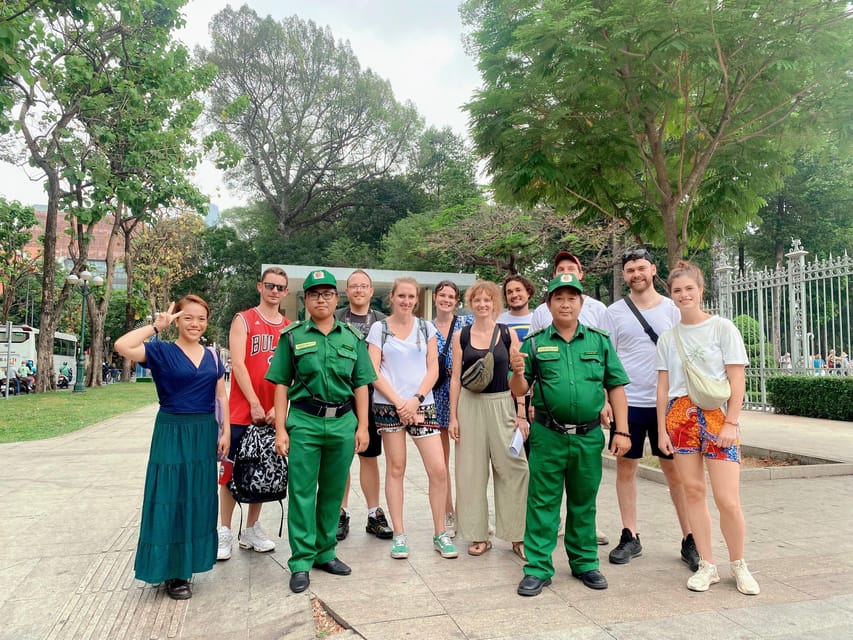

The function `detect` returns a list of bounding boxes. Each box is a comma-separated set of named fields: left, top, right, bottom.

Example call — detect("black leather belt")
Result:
left=537, top=417, right=600, bottom=435
left=291, top=399, right=353, bottom=418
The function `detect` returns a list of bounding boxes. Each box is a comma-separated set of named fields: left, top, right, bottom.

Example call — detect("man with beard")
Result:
left=600, top=249, right=698, bottom=571
left=498, top=274, right=536, bottom=456
left=498, top=274, right=535, bottom=341
left=334, top=269, right=393, bottom=542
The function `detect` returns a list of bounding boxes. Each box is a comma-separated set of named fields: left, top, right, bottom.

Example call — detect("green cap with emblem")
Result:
left=547, top=272, right=584, bottom=298
left=303, top=269, right=338, bottom=291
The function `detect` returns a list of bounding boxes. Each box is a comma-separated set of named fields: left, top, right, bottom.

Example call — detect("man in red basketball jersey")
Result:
left=217, top=267, right=291, bottom=559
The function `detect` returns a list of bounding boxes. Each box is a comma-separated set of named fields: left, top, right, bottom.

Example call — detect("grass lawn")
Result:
left=0, top=383, right=158, bottom=443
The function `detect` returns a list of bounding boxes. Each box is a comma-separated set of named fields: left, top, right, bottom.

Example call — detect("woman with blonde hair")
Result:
left=449, top=279, right=529, bottom=559
left=115, top=295, right=229, bottom=600
left=656, top=261, right=759, bottom=595
left=366, top=277, right=458, bottom=559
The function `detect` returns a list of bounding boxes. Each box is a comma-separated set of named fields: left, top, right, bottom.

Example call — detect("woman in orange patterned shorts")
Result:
left=655, top=261, right=760, bottom=596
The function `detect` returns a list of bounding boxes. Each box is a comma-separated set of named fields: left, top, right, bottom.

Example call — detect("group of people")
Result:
left=114, top=248, right=759, bottom=602
left=2, top=359, right=37, bottom=394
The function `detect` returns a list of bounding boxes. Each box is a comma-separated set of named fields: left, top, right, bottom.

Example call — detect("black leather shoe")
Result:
left=572, top=569, right=608, bottom=590
left=336, top=510, right=350, bottom=541
left=517, top=574, right=551, bottom=597
left=289, top=571, right=310, bottom=593
left=165, top=578, right=192, bottom=600
left=313, top=558, right=351, bottom=575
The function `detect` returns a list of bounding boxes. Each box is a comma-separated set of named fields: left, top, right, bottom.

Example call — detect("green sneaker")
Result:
left=390, top=533, right=409, bottom=559
left=433, top=531, right=458, bottom=559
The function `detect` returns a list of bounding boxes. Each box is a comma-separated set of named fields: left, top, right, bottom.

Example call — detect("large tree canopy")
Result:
left=462, top=0, right=853, bottom=267
left=200, top=4, right=423, bottom=238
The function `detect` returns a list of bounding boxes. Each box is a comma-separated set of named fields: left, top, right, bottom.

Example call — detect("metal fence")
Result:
left=715, top=240, right=853, bottom=410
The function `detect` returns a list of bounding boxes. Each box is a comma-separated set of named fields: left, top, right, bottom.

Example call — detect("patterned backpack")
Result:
left=227, top=423, right=288, bottom=534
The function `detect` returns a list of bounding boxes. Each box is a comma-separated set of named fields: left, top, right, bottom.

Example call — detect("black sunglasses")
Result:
left=621, top=249, right=654, bottom=266
left=262, top=282, right=287, bottom=292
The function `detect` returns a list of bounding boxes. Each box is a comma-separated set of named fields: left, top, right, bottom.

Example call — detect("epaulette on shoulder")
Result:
left=524, top=327, right=546, bottom=341
left=588, top=326, right=610, bottom=337
left=342, top=322, right=365, bottom=339
left=280, top=322, right=301, bottom=335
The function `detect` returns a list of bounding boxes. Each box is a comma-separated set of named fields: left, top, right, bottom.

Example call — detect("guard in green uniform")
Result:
left=509, top=273, right=632, bottom=596
left=266, top=269, right=376, bottom=594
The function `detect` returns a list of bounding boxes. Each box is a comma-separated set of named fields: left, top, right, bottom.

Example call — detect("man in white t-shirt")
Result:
left=497, top=274, right=535, bottom=341
left=600, top=249, right=697, bottom=571
left=530, top=251, right=607, bottom=332
left=498, top=274, right=535, bottom=456
left=529, top=251, right=608, bottom=546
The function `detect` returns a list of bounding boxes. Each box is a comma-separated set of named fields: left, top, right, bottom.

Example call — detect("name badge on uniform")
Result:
left=340, top=343, right=354, bottom=351
left=537, top=346, right=559, bottom=353
left=584, top=351, right=599, bottom=356
left=295, top=341, right=317, bottom=351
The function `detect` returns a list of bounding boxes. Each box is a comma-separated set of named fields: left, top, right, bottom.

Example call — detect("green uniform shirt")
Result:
left=520, top=323, right=629, bottom=424
left=265, top=318, right=376, bottom=404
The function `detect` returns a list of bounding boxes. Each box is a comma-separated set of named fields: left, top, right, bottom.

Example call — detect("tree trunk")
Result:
left=661, top=200, right=686, bottom=270
left=35, top=195, right=59, bottom=392
left=121, top=218, right=141, bottom=382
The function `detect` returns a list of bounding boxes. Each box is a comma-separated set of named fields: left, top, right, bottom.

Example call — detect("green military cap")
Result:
left=547, top=272, right=584, bottom=298
left=303, top=269, right=338, bottom=291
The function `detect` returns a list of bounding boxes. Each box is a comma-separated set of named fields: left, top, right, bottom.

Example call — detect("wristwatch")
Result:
left=414, top=393, right=425, bottom=403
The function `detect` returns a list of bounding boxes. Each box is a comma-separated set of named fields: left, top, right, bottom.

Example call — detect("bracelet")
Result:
left=724, top=420, right=739, bottom=427
left=152, top=324, right=159, bottom=334
left=612, top=431, right=631, bottom=438
left=516, top=415, right=528, bottom=421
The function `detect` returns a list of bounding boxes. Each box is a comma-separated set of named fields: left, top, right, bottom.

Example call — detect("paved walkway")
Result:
left=1, top=405, right=852, bottom=639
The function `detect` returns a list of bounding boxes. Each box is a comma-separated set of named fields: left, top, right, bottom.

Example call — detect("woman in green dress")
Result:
left=115, top=294, right=229, bottom=600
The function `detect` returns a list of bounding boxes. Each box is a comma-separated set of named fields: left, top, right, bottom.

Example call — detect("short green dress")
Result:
left=134, top=341, right=223, bottom=584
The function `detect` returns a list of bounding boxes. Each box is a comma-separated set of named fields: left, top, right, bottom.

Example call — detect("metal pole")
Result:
left=3, top=321, right=11, bottom=399
left=73, top=288, right=87, bottom=393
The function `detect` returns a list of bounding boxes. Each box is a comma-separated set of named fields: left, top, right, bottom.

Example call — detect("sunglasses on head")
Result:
left=621, top=249, right=654, bottom=266
left=262, top=282, right=287, bottom=292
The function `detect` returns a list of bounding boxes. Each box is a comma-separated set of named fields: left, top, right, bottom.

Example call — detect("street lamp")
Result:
left=67, top=270, right=104, bottom=392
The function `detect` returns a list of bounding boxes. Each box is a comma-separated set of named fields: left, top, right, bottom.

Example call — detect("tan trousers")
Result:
left=455, top=389, right=529, bottom=542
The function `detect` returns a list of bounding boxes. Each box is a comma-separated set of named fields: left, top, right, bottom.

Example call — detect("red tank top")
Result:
left=229, top=307, right=289, bottom=425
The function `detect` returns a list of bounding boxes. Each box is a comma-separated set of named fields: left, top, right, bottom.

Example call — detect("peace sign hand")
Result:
left=153, top=302, right=178, bottom=333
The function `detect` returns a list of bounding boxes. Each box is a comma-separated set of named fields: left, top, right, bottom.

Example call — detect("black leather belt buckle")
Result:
left=541, top=418, right=599, bottom=435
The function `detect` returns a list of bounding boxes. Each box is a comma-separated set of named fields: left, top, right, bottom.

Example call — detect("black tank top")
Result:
left=460, top=324, right=511, bottom=393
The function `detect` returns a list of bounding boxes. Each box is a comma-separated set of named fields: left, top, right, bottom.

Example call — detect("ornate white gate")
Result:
left=716, top=240, right=853, bottom=409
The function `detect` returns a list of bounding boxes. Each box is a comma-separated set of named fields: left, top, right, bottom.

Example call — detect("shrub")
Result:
left=733, top=314, right=775, bottom=369
left=766, top=375, right=853, bottom=421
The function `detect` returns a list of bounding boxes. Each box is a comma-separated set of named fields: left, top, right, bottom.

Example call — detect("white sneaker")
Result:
left=687, top=560, right=720, bottom=592
left=238, top=522, right=275, bottom=553
left=217, top=526, right=232, bottom=561
left=731, top=559, right=760, bottom=595
left=444, top=513, right=456, bottom=538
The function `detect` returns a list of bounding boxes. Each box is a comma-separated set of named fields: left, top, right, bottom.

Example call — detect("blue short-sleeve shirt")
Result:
left=144, top=341, right=224, bottom=414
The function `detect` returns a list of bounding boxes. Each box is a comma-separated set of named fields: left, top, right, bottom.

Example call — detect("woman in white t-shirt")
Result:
left=655, top=261, right=760, bottom=596
left=367, top=277, right=458, bottom=561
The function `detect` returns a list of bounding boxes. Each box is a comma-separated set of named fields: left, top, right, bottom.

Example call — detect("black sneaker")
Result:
left=681, top=533, right=700, bottom=572
left=336, top=509, right=350, bottom=541
left=608, top=528, right=642, bottom=564
left=366, top=507, right=393, bottom=539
